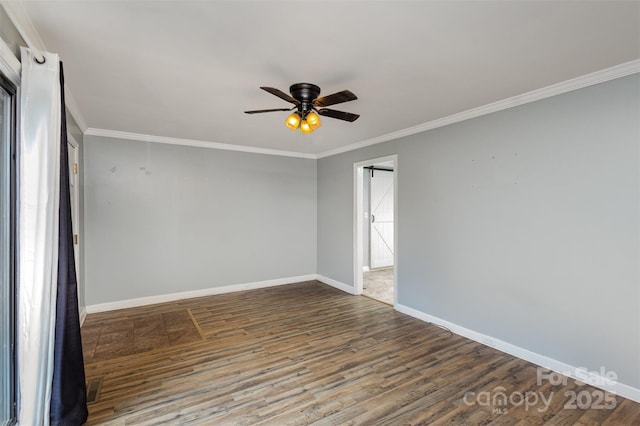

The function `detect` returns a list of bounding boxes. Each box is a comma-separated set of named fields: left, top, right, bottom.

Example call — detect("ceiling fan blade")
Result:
left=260, top=87, right=301, bottom=105
left=318, top=108, right=360, bottom=122
left=313, top=90, right=357, bottom=107
left=244, top=108, right=293, bottom=114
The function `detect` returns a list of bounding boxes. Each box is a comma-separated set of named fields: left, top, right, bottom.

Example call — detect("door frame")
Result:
left=353, top=154, right=398, bottom=306
left=67, top=133, right=80, bottom=289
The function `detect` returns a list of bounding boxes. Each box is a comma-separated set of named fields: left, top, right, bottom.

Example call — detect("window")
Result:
left=0, top=72, right=17, bottom=425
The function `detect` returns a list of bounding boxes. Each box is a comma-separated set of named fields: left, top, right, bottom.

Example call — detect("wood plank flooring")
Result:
left=83, top=308, right=203, bottom=363
left=81, top=281, right=640, bottom=425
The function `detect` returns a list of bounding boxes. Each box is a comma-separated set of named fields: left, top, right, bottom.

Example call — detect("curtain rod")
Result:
left=364, top=166, right=393, bottom=172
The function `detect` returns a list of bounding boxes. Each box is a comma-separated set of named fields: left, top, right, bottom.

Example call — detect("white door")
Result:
left=369, top=169, right=394, bottom=268
left=67, top=136, right=79, bottom=284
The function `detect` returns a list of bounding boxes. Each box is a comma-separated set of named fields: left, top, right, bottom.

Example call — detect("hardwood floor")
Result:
left=81, top=281, right=640, bottom=425
left=82, top=308, right=203, bottom=363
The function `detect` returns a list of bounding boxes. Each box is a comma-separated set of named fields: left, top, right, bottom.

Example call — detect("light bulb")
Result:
left=285, top=112, right=301, bottom=130
left=306, top=111, right=322, bottom=130
left=300, top=120, right=313, bottom=134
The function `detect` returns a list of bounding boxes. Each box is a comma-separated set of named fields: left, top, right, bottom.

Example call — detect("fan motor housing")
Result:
left=290, top=83, right=321, bottom=104
left=245, top=83, right=359, bottom=123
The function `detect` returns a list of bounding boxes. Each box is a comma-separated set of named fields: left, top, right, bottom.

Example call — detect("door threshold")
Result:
left=361, top=294, right=393, bottom=306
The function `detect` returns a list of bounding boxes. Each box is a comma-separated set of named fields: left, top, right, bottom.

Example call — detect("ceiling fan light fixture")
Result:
left=300, top=119, right=313, bottom=134
left=306, top=111, right=322, bottom=130
left=247, top=83, right=359, bottom=133
left=285, top=112, right=301, bottom=130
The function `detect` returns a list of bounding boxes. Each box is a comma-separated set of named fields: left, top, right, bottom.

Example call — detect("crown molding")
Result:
left=317, top=59, right=640, bottom=159
left=0, top=36, right=20, bottom=86
left=88, top=59, right=639, bottom=161
left=1, top=1, right=90, bottom=132
left=4, top=0, right=636, bottom=159
left=85, top=128, right=318, bottom=159
left=0, top=2, right=46, bottom=50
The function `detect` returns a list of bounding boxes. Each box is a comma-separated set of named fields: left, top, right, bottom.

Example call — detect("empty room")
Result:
left=1, top=1, right=639, bottom=425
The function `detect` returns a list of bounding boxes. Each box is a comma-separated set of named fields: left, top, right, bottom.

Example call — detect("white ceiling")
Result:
left=16, top=1, right=640, bottom=156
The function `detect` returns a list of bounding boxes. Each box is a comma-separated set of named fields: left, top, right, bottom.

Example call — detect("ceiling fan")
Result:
left=245, top=83, right=359, bottom=134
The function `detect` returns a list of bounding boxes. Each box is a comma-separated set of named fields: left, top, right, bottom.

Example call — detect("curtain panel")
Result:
left=18, top=47, right=61, bottom=426
left=50, top=61, right=88, bottom=426
left=18, top=48, right=87, bottom=426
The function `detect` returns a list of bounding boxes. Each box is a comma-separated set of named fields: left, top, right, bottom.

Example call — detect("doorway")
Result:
left=354, top=155, right=397, bottom=306
left=67, top=134, right=80, bottom=310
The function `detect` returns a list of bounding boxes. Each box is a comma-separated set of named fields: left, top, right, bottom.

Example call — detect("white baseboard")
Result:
left=83, top=276, right=639, bottom=402
left=79, top=306, right=87, bottom=326
left=315, top=275, right=357, bottom=295
left=395, top=303, right=640, bottom=403
left=362, top=266, right=370, bottom=272
left=85, top=274, right=317, bottom=313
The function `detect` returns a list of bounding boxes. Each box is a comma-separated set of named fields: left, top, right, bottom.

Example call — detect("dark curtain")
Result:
left=50, top=61, right=88, bottom=425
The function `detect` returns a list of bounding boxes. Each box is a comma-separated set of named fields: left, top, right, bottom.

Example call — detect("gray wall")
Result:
left=84, top=136, right=317, bottom=305
left=317, top=74, right=640, bottom=388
